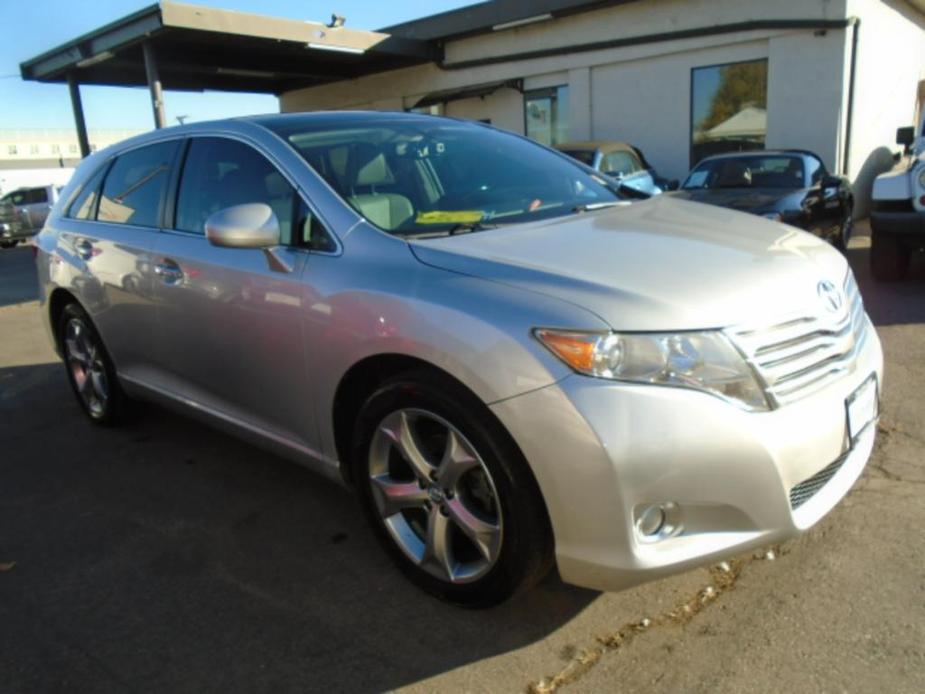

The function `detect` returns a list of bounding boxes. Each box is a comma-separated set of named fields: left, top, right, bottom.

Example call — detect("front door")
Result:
left=151, top=136, right=314, bottom=447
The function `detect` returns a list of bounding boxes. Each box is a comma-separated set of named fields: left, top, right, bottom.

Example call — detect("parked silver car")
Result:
left=1, top=184, right=61, bottom=247
left=35, top=113, right=883, bottom=606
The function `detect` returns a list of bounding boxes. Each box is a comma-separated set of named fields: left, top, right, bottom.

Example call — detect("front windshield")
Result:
left=683, top=155, right=805, bottom=190
left=266, top=116, right=619, bottom=236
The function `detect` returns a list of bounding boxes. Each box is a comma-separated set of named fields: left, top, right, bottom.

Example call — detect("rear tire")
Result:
left=870, top=231, right=909, bottom=282
left=57, top=303, right=131, bottom=426
left=352, top=370, right=554, bottom=607
left=0, top=240, right=17, bottom=249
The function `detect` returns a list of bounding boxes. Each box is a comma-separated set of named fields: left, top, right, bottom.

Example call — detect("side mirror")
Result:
left=205, top=203, right=280, bottom=249
left=896, top=126, right=915, bottom=153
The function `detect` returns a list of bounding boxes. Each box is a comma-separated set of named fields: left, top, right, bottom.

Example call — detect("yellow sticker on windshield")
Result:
left=415, top=211, right=484, bottom=225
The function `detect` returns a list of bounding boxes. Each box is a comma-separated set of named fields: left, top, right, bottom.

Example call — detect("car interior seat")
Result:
left=347, top=143, right=414, bottom=230
left=714, top=160, right=752, bottom=188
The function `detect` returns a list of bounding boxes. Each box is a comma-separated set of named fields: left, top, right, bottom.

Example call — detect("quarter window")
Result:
left=524, top=86, right=569, bottom=146
left=691, top=59, right=768, bottom=168
left=175, top=138, right=296, bottom=242
left=68, top=165, right=110, bottom=220
left=98, top=141, right=178, bottom=227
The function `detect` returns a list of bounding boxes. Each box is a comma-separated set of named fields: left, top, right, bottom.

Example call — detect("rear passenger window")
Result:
left=175, top=138, right=296, bottom=242
left=27, top=188, right=48, bottom=204
left=98, top=141, right=178, bottom=227
left=68, top=165, right=109, bottom=220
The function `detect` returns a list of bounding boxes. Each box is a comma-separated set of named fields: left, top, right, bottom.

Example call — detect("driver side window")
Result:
left=175, top=137, right=297, bottom=242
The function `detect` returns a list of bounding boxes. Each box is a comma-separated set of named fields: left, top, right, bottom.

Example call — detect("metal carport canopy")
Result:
left=19, top=1, right=440, bottom=154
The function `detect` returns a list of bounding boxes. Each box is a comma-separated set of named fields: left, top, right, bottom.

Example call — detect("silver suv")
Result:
left=35, top=113, right=883, bottom=606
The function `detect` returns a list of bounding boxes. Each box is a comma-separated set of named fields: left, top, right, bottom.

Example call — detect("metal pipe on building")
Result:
left=142, top=41, right=167, bottom=129
left=66, top=73, right=91, bottom=158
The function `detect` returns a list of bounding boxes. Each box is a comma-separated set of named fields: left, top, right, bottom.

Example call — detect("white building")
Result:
left=280, top=0, right=925, bottom=215
left=0, top=129, right=144, bottom=166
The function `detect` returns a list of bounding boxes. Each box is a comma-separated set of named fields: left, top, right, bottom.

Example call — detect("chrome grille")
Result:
left=789, top=453, right=847, bottom=509
left=729, top=272, right=868, bottom=407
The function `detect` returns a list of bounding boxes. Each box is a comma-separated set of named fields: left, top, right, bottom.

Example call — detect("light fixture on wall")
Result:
left=306, top=42, right=365, bottom=54
left=492, top=13, right=553, bottom=31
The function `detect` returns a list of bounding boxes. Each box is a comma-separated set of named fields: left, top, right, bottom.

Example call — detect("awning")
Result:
left=413, top=79, right=524, bottom=109
left=20, top=1, right=440, bottom=95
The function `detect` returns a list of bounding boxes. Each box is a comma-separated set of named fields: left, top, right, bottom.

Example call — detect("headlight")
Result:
left=534, top=329, right=769, bottom=411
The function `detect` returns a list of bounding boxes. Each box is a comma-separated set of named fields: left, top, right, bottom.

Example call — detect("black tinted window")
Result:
left=26, top=188, right=48, bottom=204
left=98, top=141, right=178, bottom=227
left=68, top=165, right=110, bottom=220
left=175, top=138, right=295, bottom=241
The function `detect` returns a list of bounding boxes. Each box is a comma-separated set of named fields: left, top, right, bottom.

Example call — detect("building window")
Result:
left=30, top=144, right=40, bottom=155
left=8, top=145, right=17, bottom=155
left=690, top=59, right=768, bottom=168
left=69, top=144, right=78, bottom=154
left=524, top=86, right=569, bottom=146
left=51, top=144, right=60, bottom=154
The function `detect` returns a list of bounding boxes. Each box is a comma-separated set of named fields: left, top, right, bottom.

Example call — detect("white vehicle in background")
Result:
left=870, top=89, right=925, bottom=281
left=0, top=185, right=63, bottom=248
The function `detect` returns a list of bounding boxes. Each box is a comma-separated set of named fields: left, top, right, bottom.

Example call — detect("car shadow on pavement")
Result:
left=0, top=362, right=598, bottom=693
left=847, top=244, right=925, bottom=328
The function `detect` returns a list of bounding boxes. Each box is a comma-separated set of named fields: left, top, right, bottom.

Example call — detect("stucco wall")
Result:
left=280, top=0, right=924, bottom=197
left=845, top=0, right=925, bottom=215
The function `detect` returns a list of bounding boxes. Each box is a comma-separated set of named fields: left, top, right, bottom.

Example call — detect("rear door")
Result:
left=56, top=140, right=179, bottom=379
left=151, top=136, right=316, bottom=447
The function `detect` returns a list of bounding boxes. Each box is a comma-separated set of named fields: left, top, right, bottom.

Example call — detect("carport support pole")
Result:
left=142, top=41, right=167, bottom=130
left=66, top=73, right=91, bottom=158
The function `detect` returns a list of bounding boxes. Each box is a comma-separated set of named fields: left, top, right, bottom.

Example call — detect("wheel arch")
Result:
left=47, top=287, right=82, bottom=353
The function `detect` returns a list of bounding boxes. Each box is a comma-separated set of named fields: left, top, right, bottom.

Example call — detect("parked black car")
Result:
left=669, top=150, right=854, bottom=249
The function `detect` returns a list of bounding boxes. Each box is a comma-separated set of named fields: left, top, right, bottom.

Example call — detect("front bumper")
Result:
left=491, top=316, right=883, bottom=592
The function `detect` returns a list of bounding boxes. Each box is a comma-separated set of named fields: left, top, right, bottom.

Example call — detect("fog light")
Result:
left=636, top=504, right=666, bottom=536
left=634, top=502, right=681, bottom=542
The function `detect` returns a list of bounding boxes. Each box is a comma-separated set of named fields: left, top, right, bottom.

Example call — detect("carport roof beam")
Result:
left=19, top=1, right=441, bottom=95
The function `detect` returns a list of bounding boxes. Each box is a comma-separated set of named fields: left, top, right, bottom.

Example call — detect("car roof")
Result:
left=696, top=149, right=820, bottom=164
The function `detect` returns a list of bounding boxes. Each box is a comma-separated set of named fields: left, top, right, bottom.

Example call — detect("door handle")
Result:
left=74, top=238, right=94, bottom=260
left=154, top=259, right=184, bottom=284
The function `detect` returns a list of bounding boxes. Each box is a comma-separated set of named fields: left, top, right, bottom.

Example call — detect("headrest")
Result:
left=350, top=143, right=394, bottom=187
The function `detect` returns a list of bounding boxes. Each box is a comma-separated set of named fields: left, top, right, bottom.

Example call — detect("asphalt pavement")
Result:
left=1, top=228, right=923, bottom=693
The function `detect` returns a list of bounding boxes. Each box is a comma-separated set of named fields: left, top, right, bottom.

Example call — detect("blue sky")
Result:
left=0, top=1, right=471, bottom=131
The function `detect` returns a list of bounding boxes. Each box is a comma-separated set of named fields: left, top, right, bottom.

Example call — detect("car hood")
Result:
left=667, top=187, right=795, bottom=212
left=408, top=196, right=848, bottom=331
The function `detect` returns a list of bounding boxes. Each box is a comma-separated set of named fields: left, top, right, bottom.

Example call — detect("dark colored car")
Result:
left=556, top=141, right=679, bottom=195
left=669, top=150, right=854, bottom=249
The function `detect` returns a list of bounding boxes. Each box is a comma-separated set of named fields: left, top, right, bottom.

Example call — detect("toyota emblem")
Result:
left=817, top=280, right=843, bottom=313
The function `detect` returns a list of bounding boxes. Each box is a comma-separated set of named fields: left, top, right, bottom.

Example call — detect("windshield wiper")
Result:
left=572, top=201, right=625, bottom=213
left=447, top=221, right=499, bottom=235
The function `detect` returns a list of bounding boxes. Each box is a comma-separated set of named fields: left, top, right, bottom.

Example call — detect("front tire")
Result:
left=58, top=303, right=131, bottom=426
left=870, top=230, right=909, bottom=282
left=352, top=371, right=554, bottom=607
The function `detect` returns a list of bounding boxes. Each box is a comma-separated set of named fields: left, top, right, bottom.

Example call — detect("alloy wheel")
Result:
left=368, top=408, right=503, bottom=584
left=64, top=318, right=110, bottom=418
